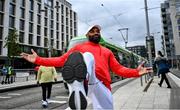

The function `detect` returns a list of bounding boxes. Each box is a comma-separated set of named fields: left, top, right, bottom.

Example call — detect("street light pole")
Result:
left=144, top=0, right=153, bottom=67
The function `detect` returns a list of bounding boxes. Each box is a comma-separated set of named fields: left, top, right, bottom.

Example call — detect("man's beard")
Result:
left=88, top=35, right=101, bottom=44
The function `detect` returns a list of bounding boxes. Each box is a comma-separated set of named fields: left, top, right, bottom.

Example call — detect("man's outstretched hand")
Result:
left=137, top=63, right=153, bottom=76
left=20, top=49, right=38, bottom=63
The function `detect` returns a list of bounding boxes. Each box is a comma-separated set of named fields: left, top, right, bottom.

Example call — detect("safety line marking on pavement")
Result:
left=0, top=96, right=11, bottom=99
left=48, top=100, right=66, bottom=104
left=55, top=96, right=69, bottom=99
left=8, top=93, right=22, bottom=96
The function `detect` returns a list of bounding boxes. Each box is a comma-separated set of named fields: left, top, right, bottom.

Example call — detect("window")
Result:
left=29, top=0, right=34, bottom=11
left=66, top=18, right=68, bottom=25
left=66, top=7, right=68, bottom=16
left=44, top=38, right=48, bottom=47
left=0, top=27, right=3, bottom=39
left=37, top=25, right=41, bottom=35
left=9, top=3, right=15, bottom=15
left=70, top=20, right=72, bottom=27
left=20, top=0, right=25, bottom=7
left=44, top=7, right=48, bottom=17
left=56, top=41, right=59, bottom=49
left=56, top=32, right=59, bottom=39
left=70, top=10, right=72, bottom=18
left=70, top=28, right=72, bottom=35
left=61, top=25, right=64, bottom=32
left=66, top=27, right=68, bottom=34
left=44, top=18, right=47, bottom=26
left=61, top=33, right=64, bottom=40
left=28, top=34, right=33, bottom=44
left=56, top=2, right=59, bottom=12
left=37, top=4, right=41, bottom=14
left=19, top=31, right=24, bottom=43
left=37, top=15, right=41, bottom=24
left=37, top=36, right=41, bottom=46
left=29, top=12, right=33, bottom=21
left=0, top=0, right=4, bottom=11
left=74, top=12, right=76, bottom=21
left=29, top=23, right=33, bottom=33
left=51, top=39, right=54, bottom=46
left=20, top=8, right=25, bottom=18
left=51, top=10, right=53, bottom=19
left=61, top=16, right=64, bottom=23
left=61, top=5, right=64, bottom=14
left=0, top=13, right=3, bottom=25
left=9, top=16, right=15, bottom=28
left=44, top=28, right=47, bottom=36
left=51, top=20, right=53, bottom=28
left=19, top=20, right=24, bottom=30
left=56, top=23, right=59, bottom=30
left=50, top=30, right=53, bottom=38
left=56, top=13, right=59, bottom=21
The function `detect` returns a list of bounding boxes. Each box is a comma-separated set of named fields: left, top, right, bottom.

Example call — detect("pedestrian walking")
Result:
left=20, top=25, right=153, bottom=110
left=37, top=66, right=57, bottom=108
left=154, top=51, right=171, bottom=88
left=1, top=65, right=8, bottom=84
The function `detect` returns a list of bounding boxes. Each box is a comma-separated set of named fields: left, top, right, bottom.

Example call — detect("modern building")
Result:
left=161, top=0, right=180, bottom=68
left=0, top=0, right=77, bottom=68
left=126, top=45, right=147, bottom=58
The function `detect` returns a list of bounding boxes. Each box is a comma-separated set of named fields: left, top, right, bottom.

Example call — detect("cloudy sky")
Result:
left=67, top=0, right=165, bottom=51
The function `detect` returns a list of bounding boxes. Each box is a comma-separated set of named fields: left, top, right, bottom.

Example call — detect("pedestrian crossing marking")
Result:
left=48, top=100, right=66, bottom=104
left=55, top=96, right=69, bottom=99
left=8, top=93, right=21, bottom=96
left=0, top=96, right=11, bottom=99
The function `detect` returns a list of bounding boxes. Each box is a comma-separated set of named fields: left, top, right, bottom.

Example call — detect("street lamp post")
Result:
left=118, top=28, right=128, bottom=48
left=41, top=0, right=60, bottom=57
left=144, top=0, right=153, bottom=68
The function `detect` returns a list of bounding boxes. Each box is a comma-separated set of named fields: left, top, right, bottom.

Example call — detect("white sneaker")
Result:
left=62, top=52, right=87, bottom=109
left=42, top=100, right=48, bottom=108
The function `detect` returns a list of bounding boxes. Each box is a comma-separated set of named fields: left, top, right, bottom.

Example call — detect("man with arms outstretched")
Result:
left=21, top=25, right=152, bottom=110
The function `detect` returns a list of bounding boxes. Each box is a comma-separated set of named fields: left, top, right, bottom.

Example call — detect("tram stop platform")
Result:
left=112, top=72, right=180, bottom=110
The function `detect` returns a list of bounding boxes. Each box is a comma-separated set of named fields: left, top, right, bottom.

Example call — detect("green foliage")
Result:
left=4, top=28, right=21, bottom=62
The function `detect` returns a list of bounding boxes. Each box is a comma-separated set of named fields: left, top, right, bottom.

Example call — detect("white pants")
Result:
left=83, top=52, right=113, bottom=110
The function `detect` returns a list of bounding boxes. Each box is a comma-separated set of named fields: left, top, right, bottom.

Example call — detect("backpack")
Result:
left=2, top=67, right=8, bottom=75
left=157, top=59, right=170, bottom=74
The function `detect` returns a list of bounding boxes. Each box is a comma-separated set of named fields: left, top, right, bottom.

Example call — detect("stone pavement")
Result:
left=113, top=71, right=180, bottom=110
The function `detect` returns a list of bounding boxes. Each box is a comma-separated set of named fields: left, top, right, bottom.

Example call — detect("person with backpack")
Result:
left=154, top=51, right=171, bottom=88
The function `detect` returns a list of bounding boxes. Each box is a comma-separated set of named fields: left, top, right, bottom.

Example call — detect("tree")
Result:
left=4, top=28, right=21, bottom=65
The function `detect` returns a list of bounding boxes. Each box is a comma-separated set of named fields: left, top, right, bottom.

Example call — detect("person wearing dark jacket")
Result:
left=154, top=51, right=171, bottom=88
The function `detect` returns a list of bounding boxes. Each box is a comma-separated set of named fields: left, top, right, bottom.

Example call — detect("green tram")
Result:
left=63, top=36, right=147, bottom=89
